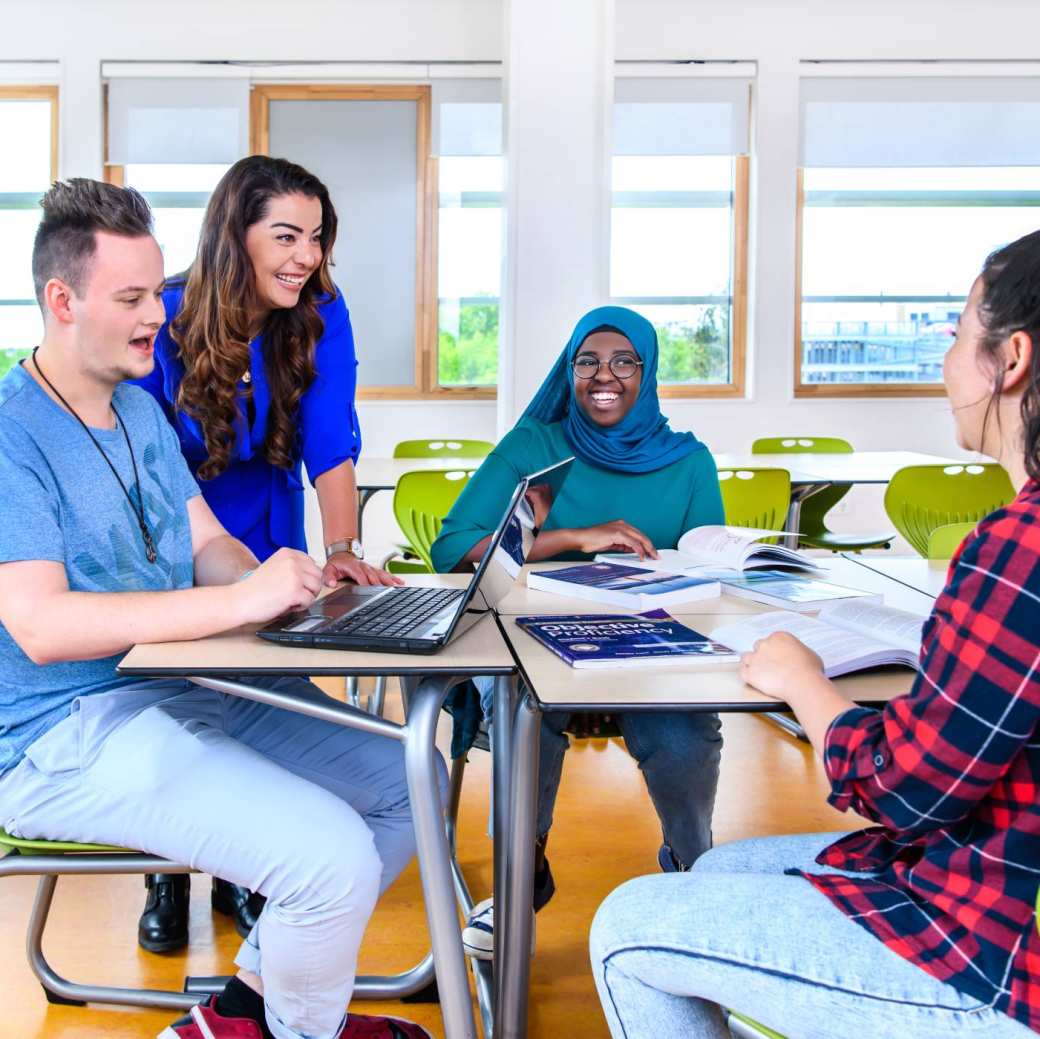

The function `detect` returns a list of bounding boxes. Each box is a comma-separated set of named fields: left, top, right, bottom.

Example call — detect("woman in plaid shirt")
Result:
left=590, top=230, right=1040, bottom=1038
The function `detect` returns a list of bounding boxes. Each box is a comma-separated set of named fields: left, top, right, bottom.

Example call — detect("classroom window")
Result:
left=797, top=74, right=1040, bottom=397
left=610, top=78, right=750, bottom=397
left=121, top=164, right=231, bottom=277
left=0, top=88, right=57, bottom=380
left=437, top=155, right=502, bottom=388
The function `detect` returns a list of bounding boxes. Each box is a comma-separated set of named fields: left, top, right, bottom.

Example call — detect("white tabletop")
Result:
left=119, top=578, right=514, bottom=678
left=713, top=450, right=966, bottom=486
left=354, top=451, right=969, bottom=493
left=843, top=554, right=950, bottom=598
left=498, top=555, right=935, bottom=711
left=355, top=457, right=488, bottom=492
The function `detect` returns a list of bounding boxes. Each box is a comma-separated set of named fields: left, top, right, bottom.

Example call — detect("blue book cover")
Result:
left=526, top=562, right=719, bottom=609
left=514, top=610, right=739, bottom=669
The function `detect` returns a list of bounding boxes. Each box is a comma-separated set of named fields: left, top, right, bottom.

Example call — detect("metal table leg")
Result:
left=404, top=677, right=478, bottom=1039
left=496, top=691, right=541, bottom=1039
left=189, top=674, right=477, bottom=1037
left=491, top=674, right=517, bottom=1027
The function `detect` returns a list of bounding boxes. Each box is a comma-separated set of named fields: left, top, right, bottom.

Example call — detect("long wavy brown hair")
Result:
left=172, top=156, right=339, bottom=480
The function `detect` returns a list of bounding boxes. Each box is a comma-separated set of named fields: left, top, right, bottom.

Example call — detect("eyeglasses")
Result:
left=572, top=355, right=644, bottom=380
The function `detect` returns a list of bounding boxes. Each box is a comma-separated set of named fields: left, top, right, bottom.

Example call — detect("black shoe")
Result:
left=211, top=878, right=267, bottom=939
left=138, top=873, right=189, bottom=954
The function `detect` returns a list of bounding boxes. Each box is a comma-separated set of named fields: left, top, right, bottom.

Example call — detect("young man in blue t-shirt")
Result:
left=0, top=180, right=437, bottom=1039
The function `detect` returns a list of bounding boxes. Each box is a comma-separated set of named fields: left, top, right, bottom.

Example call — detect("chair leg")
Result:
left=26, top=873, right=199, bottom=1011
left=368, top=675, right=389, bottom=717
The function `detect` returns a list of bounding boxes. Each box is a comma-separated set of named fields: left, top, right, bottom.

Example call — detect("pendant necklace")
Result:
left=31, top=348, right=158, bottom=564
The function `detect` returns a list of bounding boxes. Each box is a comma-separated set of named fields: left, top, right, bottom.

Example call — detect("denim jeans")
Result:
left=0, top=678, right=448, bottom=1039
left=590, top=833, right=1032, bottom=1039
left=475, top=677, right=722, bottom=868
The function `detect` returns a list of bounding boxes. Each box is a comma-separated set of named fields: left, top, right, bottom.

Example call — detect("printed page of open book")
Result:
left=817, top=600, right=927, bottom=654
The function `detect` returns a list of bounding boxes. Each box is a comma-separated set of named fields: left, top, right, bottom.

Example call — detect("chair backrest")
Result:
left=926, top=521, right=978, bottom=560
left=884, top=463, right=1015, bottom=557
left=717, top=468, right=792, bottom=533
left=392, top=469, right=475, bottom=571
left=393, top=439, right=494, bottom=459
left=752, top=436, right=853, bottom=455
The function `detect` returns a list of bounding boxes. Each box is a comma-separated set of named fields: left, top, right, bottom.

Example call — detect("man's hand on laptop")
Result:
left=234, top=549, right=324, bottom=624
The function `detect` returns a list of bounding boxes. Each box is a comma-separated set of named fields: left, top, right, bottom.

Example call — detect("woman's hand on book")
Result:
left=571, top=521, right=659, bottom=559
left=739, top=632, right=825, bottom=701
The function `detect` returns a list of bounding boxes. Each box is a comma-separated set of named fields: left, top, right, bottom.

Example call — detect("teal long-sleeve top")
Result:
left=431, top=416, right=724, bottom=573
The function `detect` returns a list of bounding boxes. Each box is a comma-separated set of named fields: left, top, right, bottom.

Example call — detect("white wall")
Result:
left=5, top=0, right=1037, bottom=553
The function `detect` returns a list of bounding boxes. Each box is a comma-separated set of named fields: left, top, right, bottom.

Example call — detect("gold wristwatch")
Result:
left=325, top=538, right=364, bottom=561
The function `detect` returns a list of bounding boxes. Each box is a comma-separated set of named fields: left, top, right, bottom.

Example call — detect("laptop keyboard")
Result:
left=322, top=587, right=465, bottom=640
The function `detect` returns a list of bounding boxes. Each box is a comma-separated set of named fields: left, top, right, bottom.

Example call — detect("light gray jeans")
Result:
left=0, top=678, right=448, bottom=1039
left=590, top=833, right=1031, bottom=1039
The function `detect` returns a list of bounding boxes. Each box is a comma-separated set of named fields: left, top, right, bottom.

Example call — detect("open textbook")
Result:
left=709, top=600, right=927, bottom=678
left=596, top=525, right=821, bottom=575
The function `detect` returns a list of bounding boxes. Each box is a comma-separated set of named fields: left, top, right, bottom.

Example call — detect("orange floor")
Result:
left=0, top=686, right=851, bottom=1039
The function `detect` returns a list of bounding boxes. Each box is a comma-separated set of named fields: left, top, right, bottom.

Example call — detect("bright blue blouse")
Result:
left=133, top=281, right=362, bottom=560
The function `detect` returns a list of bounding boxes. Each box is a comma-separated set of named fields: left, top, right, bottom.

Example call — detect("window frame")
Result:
left=609, top=153, right=749, bottom=400
left=794, top=167, right=950, bottom=399
left=0, top=85, right=59, bottom=348
left=251, top=83, right=496, bottom=402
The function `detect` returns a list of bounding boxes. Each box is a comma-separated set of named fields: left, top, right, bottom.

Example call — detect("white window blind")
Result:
left=107, top=78, right=250, bottom=165
left=613, top=78, right=751, bottom=157
left=801, top=77, right=1040, bottom=168
left=431, top=79, right=502, bottom=156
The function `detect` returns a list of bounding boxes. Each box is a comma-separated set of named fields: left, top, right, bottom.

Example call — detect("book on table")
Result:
left=525, top=561, right=721, bottom=610
left=717, top=570, right=882, bottom=612
left=708, top=600, right=926, bottom=678
left=514, top=609, right=740, bottom=669
left=596, top=525, right=821, bottom=575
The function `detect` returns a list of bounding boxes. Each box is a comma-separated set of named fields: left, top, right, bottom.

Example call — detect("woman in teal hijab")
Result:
left=432, top=306, right=725, bottom=961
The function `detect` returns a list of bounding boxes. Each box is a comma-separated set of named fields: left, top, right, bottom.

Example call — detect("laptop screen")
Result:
left=454, top=457, right=573, bottom=619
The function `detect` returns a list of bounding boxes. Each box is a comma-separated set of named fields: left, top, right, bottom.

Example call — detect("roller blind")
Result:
left=801, top=77, right=1040, bottom=167
left=107, top=78, right=250, bottom=165
left=431, top=79, right=502, bottom=156
left=613, top=78, right=751, bottom=156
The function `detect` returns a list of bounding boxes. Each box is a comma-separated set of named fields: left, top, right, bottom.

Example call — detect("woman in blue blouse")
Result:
left=134, top=155, right=397, bottom=951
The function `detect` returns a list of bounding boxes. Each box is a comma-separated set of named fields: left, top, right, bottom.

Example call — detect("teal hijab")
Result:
left=520, top=305, right=704, bottom=474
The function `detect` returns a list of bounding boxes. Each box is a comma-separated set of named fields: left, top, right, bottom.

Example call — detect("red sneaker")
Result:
left=157, top=995, right=263, bottom=1039
left=338, top=1014, right=433, bottom=1038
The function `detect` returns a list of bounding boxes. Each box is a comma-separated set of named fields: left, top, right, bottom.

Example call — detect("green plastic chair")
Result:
left=393, top=439, right=494, bottom=459
left=727, top=1011, right=788, bottom=1039
left=717, top=467, right=792, bottom=535
left=0, top=826, right=200, bottom=1010
left=926, top=521, right=977, bottom=560
left=884, top=463, right=1015, bottom=558
left=389, top=441, right=492, bottom=564
left=752, top=437, right=894, bottom=552
left=390, top=468, right=475, bottom=572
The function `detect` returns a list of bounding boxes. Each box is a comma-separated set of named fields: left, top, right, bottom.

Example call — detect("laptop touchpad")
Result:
left=309, top=584, right=389, bottom=621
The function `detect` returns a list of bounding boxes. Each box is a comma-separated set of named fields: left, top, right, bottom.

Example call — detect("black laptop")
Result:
left=257, top=457, right=573, bottom=653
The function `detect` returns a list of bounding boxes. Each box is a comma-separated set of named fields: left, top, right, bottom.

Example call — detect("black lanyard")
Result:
left=31, top=349, right=158, bottom=564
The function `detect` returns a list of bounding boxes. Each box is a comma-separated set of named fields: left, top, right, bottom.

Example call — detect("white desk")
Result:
left=121, top=608, right=514, bottom=1039
left=714, top=450, right=965, bottom=486
left=492, top=557, right=939, bottom=1038
left=843, top=554, right=950, bottom=599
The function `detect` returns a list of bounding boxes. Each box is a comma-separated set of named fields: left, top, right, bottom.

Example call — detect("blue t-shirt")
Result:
left=132, top=281, right=362, bottom=561
left=0, top=365, right=199, bottom=774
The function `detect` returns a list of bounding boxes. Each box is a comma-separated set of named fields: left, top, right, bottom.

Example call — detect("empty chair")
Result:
left=393, top=439, right=494, bottom=459
left=884, top=463, right=1014, bottom=558
left=926, top=521, right=977, bottom=560
left=751, top=436, right=894, bottom=552
left=717, top=467, right=791, bottom=534
left=392, top=469, right=476, bottom=572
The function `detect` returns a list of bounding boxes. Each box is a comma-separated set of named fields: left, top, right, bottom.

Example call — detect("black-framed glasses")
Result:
left=572, top=354, right=644, bottom=380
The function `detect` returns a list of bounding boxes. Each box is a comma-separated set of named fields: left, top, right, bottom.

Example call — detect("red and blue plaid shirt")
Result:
left=804, top=480, right=1040, bottom=1031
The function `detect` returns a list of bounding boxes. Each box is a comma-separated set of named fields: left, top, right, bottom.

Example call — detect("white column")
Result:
left=498, top=0, right=614, bottom=433
left=747, top=54, right=801, bottom=406
left=59, top=53, right=104, bottom=179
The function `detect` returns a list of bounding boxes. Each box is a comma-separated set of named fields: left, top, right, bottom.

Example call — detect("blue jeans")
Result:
left=476, top=678, right=722, bottom=868
left=590, top=833, right=1031, bottom=1039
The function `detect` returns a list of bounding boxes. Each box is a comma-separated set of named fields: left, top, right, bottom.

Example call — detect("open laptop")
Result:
left=257, top=457, right=573, bottom=653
